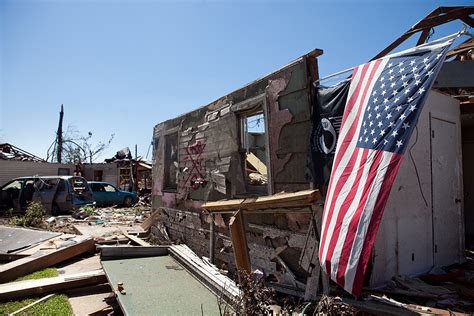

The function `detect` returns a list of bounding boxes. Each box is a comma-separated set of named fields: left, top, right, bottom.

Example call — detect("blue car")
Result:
left=88, top=181, right=138, bottom=207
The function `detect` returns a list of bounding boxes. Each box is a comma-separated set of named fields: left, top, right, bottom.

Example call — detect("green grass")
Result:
left=15, top=267, right=58, bottom=281
left=0, top=268, right=73, bottom=315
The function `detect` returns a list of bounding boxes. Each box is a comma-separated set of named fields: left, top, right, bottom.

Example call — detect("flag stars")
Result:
left=391, top=130, right=399, bottom=137
left=372, top=138, right=377, bottom=144
left=427, top=70, right=434, bottom=77
left=402, top=81, right=408, bottom=87
left=409, top=104, right=417, bottom=112
left=436, top=53, right=443, bottom=60
left=376, top=113, right=381, bottom=119
left=384, top=98, right=389, bottom=104
left=388, top=121, right=395, bottom=127
left=400, top=113, right=407, bottom=121
left=423, top=57, right=429, bottom=64
left=374, top=105, right=380, bottom=111
left=373, top=97, right=378, bottom=104
left=386, top=113, right=393, bottom=120
left=396, top=140, right=403, bottom=148
left=377, top=121, right=383, bottom=127
left=401, top=74, right=407, bottom=81
left=369, top=121, right=374, bottom=127
left=381, top=83, right=386, bottom=89
left=394, top=97, right=400, bottom=103
left=370, top=129, right=375, bottom=136
left=410, top=60, right=416, bottom=66
left=396, top=105, right=402, bottom=112
left=389, top=69, right=394, bottom=74
left=418, top=87, right=426, bottom=95
left=412, top=66, right=418, bottom=73
left=402, top=122, right=410, bottom=129
left=414, top=73, right=420, bottom=79
left=390, top=82, right=396, bottom=88
left=415, top=79, right=421, bottom=86
left=372, top=91, right=377, bottom=96
left=380, top=129, right=386, bottom=136
left=404, top=88, right=410, bottom=95
left=399, top=67, right=405, bottom=74
left=392, top=90, right=397, bottom=96
left=398, top=61, right=404, bottom=67
left=408, top=96, right=414, bottom=102
left=389, top=75, right=395, bottom=81
left=384, top=105, right=390, bottom=111
left=381, top=90, right=387, bottom=96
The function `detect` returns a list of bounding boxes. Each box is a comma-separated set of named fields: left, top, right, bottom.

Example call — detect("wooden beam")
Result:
left=202, top=189, right=320, bottom=213
left=371, top=6, right=474, bottom=61
left=100, top=246, right=168, bottom=260
left=0, top=238, right=95, bottom=283
left=121, top=231, right=151, bottom=247
left=229, top=210, right=251, bottom=273
left=0, top=270, right=107, bottom=301
left=0, top=253, right=29, bottom=262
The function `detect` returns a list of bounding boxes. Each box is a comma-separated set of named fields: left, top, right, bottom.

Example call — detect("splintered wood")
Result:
left=202, top=189, right=320, bottom=213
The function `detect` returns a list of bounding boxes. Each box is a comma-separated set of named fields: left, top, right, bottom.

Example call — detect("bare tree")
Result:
left=47, top=125, right=114, bottom=164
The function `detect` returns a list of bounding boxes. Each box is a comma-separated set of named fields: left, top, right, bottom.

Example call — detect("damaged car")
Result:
left=0, top=176, right=95, bottom=215
left=88, top=181, right=138, bottom=207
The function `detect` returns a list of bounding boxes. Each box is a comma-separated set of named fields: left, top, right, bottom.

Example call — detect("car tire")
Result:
left=123, top=196, right=133, bottom=207
left=51, top=203, right=60, bottom=216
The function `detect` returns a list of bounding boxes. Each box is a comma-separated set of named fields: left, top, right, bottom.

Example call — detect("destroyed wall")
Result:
left=0, top=161, right=75, bottom=186
left=151, top=51, right=322, bottom=277
left=371, top=91, right=463, bottom=287
left=82, top=163, right=119, bottom=186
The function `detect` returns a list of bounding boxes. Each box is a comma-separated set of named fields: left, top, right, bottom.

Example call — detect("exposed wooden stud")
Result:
left=229, top=210, right=251, bottom=272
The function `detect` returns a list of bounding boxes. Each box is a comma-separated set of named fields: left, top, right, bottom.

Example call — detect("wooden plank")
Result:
left=141, top=209, right=161, bottom=231
left=246, top=152, right=267, bottom=175
left=121, top=232, right=151, bottom=247
left=0, top=237, right=95, bottom=283
left=0, top=253, right=29, bottom=262
left=229, top=210, right=251, bottom=273
left=202, top=189, right=320, bottom=212
left=0, top=270, right=107, bottom=301
left=100, top=246, right=169, bottom=260
left=9, top=293, right=55, bottom=315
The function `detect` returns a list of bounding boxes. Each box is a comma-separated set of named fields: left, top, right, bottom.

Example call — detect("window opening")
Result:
left=163, top=132, right=179, bottom=191
left=241, top=112, right=268, bottom=194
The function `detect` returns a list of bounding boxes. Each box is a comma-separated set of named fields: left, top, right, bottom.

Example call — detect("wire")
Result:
left=409, top=126, right=429, bottom=207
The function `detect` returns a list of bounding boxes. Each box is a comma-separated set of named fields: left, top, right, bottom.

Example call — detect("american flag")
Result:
left=318, top=39, right=453, bottom=297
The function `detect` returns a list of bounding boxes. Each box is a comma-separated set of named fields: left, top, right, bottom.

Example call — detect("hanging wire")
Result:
left=409, top=126, right=429, bottom=207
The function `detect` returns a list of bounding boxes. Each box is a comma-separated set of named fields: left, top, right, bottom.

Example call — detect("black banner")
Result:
left=307, top=81, right=350, bottom=185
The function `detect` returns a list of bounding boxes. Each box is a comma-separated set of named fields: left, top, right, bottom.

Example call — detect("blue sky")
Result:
left=0, top=0, right=471, bottom=161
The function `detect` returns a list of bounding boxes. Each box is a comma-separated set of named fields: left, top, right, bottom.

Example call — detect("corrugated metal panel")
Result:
left=0, top=161, right=75, bottom=186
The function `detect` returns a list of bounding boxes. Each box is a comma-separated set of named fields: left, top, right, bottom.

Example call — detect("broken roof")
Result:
left=0, top=143, right=45, bottom=162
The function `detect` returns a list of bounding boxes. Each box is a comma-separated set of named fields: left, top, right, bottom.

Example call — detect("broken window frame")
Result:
left=234, top=93, right=273, bottom=195
left=163, top=129, right=179, bottom=192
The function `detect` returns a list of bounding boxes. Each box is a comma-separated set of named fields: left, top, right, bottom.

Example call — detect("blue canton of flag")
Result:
left=356, top=46, right=449, bottom=153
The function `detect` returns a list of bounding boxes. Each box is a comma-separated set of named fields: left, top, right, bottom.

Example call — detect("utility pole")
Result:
left=56, top=104, right=64, bottom=163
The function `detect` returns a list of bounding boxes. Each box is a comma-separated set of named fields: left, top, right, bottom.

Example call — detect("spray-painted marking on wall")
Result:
left=183, top=141, right=207, bottom=190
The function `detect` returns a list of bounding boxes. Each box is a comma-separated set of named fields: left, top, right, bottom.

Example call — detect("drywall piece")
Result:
left=0, top=226, right=61, bottom=254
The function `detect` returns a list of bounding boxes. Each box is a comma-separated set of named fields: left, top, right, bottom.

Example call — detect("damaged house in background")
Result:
left=0, top=143, right=152, bottom=193
left=148, top=6, right=474, bottom=299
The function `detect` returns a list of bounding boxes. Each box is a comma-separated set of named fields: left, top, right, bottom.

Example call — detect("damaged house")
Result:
left=151, top=6, right=473, bottom=297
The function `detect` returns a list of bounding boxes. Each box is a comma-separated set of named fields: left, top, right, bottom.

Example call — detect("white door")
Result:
left=431, top=116, right=462, bottom=267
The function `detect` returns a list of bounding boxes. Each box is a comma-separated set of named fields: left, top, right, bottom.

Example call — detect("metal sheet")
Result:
left=0, top=226, right=61, bottom=253
left=102, top=256, right=221, bottom=315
